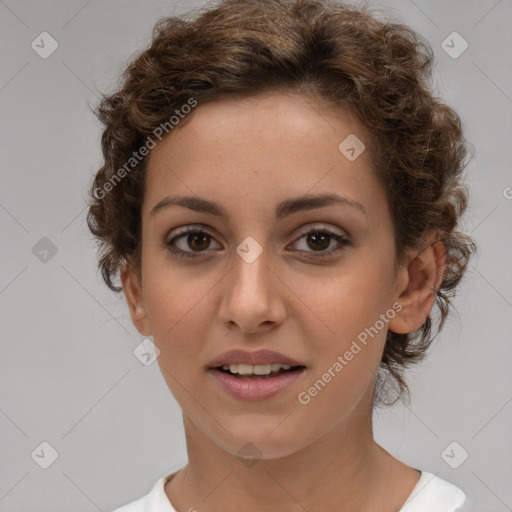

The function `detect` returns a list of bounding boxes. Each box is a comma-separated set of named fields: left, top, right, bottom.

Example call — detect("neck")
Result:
left=165, top=397, right=419, bottom=511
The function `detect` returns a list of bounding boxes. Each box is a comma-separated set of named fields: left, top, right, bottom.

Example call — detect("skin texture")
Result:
left=122, top=91, right=446, bottom=511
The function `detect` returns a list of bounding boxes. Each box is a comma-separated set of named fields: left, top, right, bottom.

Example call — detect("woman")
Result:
left=87, top=0, right=475, bottom=510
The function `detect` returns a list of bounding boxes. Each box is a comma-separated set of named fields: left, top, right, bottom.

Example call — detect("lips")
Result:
left=207, top=349, right=303, bottom=368
left=209, top=365, right=306, bottom=400
left=206, top=349, right=307, bottom=400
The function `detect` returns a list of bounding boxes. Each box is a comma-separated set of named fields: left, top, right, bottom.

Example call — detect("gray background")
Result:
left=1, top=0, right=511, bottom=510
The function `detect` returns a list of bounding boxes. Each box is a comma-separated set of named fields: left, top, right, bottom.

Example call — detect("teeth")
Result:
left=221, top=363, right=294, bottom=375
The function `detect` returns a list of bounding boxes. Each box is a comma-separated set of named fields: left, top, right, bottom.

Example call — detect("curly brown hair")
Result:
left=87, top=0, right=475, bottom=406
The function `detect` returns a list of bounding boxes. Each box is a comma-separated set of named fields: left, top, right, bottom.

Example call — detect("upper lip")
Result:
left=207, top=349, right=304, bottom=368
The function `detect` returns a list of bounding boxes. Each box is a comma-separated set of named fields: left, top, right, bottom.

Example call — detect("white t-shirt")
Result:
left=109, top=470, right=466, bottom=512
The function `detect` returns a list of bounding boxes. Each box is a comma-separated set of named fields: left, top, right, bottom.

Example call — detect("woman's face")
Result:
left=123, top=91, right=412, bottom=459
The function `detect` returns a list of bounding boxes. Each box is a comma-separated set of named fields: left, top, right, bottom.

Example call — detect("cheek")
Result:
left=145, top=279, right=212, bottom=406
left=293, top=252, right=395, bottom=396
left=295, top=280, right=390, bottom=420
left=300, top=254, right=396, bottom=344
left=140, top=260, right=217, bottom=364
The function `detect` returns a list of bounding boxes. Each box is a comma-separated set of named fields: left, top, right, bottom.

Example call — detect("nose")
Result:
left=218, top=244, right=286, bottom=334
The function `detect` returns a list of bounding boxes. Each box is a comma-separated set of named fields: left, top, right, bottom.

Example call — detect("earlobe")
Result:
left=121, top=264, right=152, bottom=336
left=388, top=240, right=446, bottom=334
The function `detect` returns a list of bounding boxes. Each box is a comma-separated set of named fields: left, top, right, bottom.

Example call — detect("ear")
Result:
left=121, top=263, right=152, bottom=337
left=388, top=239, right=446, bottom=334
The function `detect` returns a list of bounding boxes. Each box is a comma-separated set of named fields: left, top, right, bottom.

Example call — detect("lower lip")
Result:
left=208, top=368, right=306, bottom=401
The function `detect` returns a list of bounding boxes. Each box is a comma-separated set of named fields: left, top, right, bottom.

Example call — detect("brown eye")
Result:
left=186, top=232, right=210, bottom=251
left=290, top=227, right=350, bottom=258
left=166, top=227, right=221, bottom=258
left=306, top=232, right=331, bottom=251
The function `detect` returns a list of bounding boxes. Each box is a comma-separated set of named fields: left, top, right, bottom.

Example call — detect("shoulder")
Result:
left=400, top=471, right=466, bottom=512
left=108, top=471, right=178, bottom=512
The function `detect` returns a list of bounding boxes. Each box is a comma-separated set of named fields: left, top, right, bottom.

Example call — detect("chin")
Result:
left=207, top=415, right=313, bottom=461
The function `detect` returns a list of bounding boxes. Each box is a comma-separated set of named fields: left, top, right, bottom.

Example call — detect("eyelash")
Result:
left=165, top=225, right=350, bottom=259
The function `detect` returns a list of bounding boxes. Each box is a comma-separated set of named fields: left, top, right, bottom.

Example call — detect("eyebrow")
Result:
left=149, top=192, right=367, bottom=220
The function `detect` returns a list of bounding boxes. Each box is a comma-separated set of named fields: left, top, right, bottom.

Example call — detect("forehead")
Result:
left=143, top=91, right=386, bottom=221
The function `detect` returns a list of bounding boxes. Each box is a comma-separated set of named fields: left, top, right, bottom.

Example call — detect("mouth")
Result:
left=207, top=350, right=307, bottom=401
left=213, top=363, right=306, bottom=380
left=206, top=349, right=307, bottom=400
